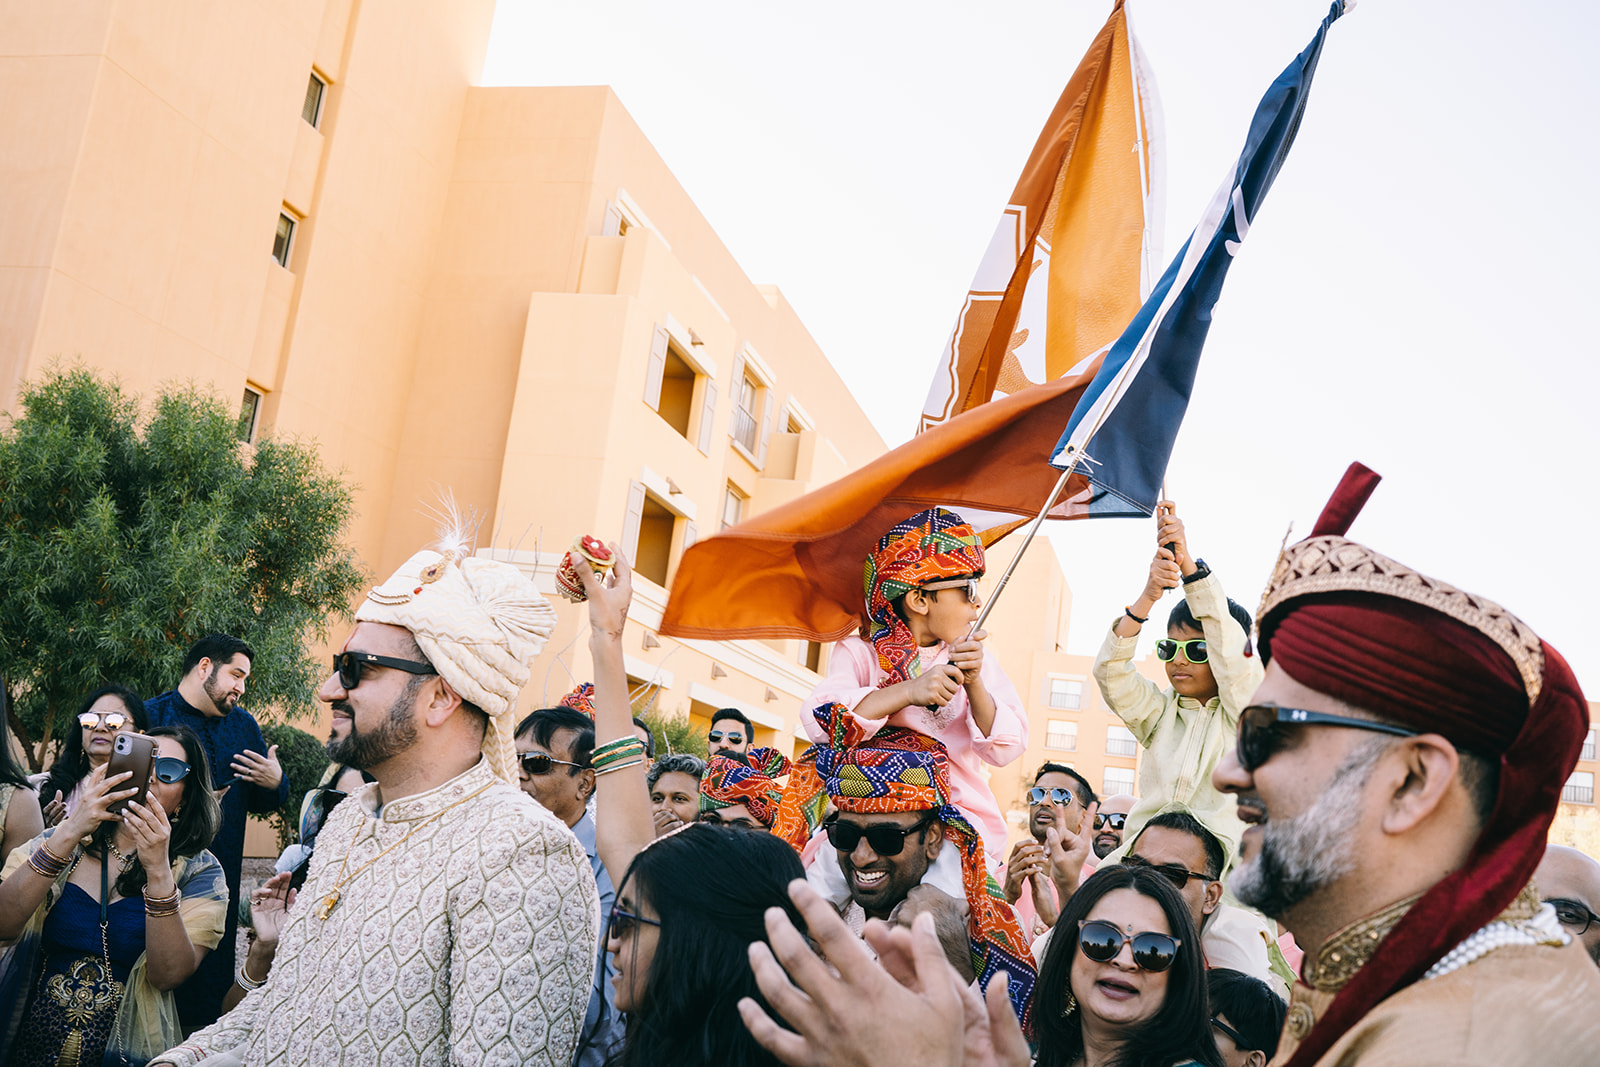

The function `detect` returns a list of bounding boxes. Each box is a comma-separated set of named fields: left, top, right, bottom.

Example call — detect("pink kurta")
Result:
left=807, top=636, right=1027, bottom=865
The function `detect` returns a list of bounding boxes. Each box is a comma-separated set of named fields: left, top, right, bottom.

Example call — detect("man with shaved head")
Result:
left=1536, top=843, right=1600, bottom=965
left=1093, top=792, right=1135, bottom=859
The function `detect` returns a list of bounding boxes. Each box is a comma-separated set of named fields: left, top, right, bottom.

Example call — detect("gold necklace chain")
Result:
left=315, top=781, right=495, bottom=921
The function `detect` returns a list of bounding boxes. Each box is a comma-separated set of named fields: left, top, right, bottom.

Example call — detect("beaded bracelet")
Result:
left=591, top=737, right=647, bottom=772
left=26, top=843, right=73, bottom=880
left=1123, top=606, right=1148, bottom=624
left=593, top=756, right=647, bottom=777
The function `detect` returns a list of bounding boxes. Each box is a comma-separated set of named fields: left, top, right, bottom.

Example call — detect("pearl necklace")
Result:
left=1423, top=903, right=1567, bottom=980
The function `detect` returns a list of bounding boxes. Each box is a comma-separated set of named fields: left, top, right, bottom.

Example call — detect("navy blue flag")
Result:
left=1050, top=0, right=1349, bottom=512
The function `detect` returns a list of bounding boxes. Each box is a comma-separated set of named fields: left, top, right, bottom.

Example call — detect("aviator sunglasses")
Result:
left=1154, top=638, right=1208, bottom=664
left=1122, top=853, right=1214, bottom=890
left=1077, top=919, right=1183, bottom=971
left=707, top=730, right=745, bottom=746
left=823, top=814, right=937, bottom=856
left=1027, top=786, right=1079, bottom=807
left=79, top=711, right=130, bottom=731
left=1237, top=704, right=1420, bottom=772
left=332, top=650, right=435, bottom=691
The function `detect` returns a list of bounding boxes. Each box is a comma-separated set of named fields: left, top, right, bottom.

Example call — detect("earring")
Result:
left=1061, top=989, right=1078, bottom=1018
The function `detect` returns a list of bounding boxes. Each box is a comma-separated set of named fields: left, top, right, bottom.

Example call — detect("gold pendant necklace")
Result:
left=316, top=781, right=494, bottom=921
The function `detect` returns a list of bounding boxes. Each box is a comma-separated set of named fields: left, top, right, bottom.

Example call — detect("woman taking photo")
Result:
left=1034, top=864, right=1225, bottom=1067
left=36, top=685, right=149, bottom=827
left=0, top=725, right=228, bottom=1066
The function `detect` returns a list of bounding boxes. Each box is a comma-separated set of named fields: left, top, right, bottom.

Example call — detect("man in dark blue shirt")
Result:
left=146, top=633, right=287, bottom=1030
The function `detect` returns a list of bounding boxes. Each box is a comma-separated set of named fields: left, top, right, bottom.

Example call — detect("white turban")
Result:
left=356, top=542, right=558, bottom=783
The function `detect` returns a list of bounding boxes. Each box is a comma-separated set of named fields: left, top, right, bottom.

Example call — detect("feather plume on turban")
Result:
left=700, top=747, right=791, bottom=827
left=355, top=524, right=558, bottom=784
left=862, top=508, right=985, bottom=686
left=1256, top=463, right=1589, bottom=1067
left=772, top=703, right=1037, bottom=1029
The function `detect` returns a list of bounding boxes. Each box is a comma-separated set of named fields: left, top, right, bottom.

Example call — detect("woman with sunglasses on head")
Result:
left=34, top=684, right=150, bottom=829
left=1094, top=500, right=1262, bottom=870
left=0, top=725, right=227, bottom=1066
left=1034, top=864, right=1225, bottom=1067
left=563, top=543, right=805, bottom=1065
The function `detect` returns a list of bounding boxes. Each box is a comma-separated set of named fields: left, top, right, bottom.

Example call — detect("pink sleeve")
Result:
left=804, top=638, right=890, bottom=742
left=965, top=654, right=1027, bottom=766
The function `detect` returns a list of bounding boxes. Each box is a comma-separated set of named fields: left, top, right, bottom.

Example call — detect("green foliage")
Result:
left=0, top=367, right=366, bottom=769
left=638, top=704, right=707, bottom=760
left=258, top=722, right=332, bottom=852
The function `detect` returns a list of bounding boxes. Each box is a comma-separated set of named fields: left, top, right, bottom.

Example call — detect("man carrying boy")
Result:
left=808, top=507, right=1027, bottom=864
left=1094, top=501, right=1261, bottom=867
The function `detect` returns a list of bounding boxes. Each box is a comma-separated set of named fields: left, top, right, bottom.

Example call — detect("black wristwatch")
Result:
left=1182, top=558, right=1211, bottom=585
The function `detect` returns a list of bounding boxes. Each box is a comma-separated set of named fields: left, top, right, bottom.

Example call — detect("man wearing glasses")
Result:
left=1000, top=763, right=1097, bottom=936
left=153, top=531, right=597, bottom=1067
left=707, top=707, right=754, bottom=757
left=1092, top=792, right=1135, bottom=859
left=1211, top=463, right=1600, bottom=1066
left=1535, top=843, right=1600, bottom=965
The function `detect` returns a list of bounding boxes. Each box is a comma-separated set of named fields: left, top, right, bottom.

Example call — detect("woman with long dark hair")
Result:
left=36, top=684, right=149, bottom=827
left=0, top=725, right=228, bottom=1066
left=1034, top=864, right=1225, bottom=1067
left=0, top=688, right=43, bottom=868
left=606, top=823, right=804, bottom=1066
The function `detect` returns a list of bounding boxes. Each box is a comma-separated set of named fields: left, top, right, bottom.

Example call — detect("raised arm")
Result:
left=572, top=546, right=655, bottom=884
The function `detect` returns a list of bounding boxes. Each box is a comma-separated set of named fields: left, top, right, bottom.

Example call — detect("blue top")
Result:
left=572, top=810, right=625, bottom=1067
left=144, top=689, right=289, bottom=899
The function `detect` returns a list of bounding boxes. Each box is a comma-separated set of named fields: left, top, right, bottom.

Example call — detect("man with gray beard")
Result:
left=1211, top=464, right=1600, bottom=1066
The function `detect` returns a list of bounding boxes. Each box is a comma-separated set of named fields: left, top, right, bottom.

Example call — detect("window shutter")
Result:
left=696, top=375, right=717, bottom=453
left=729, top=349, right=746, bottom=401
left=643, top=326, right=669, bottom=411
left=682, top=519, right=698, bottom=551
left=602, top=200, right=624, bottom=237
left=755, top=390, right=774, bottom=467
left=622, top=481, right=647, bottom=562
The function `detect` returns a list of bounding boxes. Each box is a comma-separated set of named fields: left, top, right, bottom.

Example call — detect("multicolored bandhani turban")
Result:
left=862, top=508, right=985, bottom=685
left=1256, top=463, right=1589, bottom=1067
left=699, top=747, right=791, bottom=828
left=355, top=525, right=559, bottom=784
left=559, top=683, right=597, bottom=720
left=772, top=703, right=1037, bottom=1029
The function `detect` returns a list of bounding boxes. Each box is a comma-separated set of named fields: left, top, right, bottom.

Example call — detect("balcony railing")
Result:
left=1105, top=738, right=1138, bottom=757
left=1563, top=783, right=1594, bottom=805
left=731, top=404, right=759, bottom=454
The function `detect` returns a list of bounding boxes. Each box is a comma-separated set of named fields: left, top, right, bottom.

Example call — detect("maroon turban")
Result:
left=1256, top=462, right=1589, bottom=1067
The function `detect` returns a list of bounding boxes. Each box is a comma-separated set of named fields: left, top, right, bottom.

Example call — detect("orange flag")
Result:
left=919, top=0, right=1160, bottom=433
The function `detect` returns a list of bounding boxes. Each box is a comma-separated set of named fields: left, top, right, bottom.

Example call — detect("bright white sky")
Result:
left=485, top=0, right=1600, bottom=696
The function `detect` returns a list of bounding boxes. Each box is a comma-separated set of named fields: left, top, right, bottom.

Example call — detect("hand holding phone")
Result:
left=105, top=732, right=157, bottom=815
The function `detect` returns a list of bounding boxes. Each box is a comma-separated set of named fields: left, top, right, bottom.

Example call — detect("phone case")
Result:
left=106, top=731, right=157, bottom=814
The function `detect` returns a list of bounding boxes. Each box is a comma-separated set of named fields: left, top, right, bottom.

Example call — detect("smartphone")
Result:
left=106, top=731, right=157, bottom=814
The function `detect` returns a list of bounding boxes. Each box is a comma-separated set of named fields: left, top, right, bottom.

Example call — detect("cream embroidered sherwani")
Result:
left=1273, top=885, right=1600, bottom=1066
left=156, top=759, right=598, bottom=1066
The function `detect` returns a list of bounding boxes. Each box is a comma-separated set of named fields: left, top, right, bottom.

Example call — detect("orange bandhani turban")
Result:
left=772, top=703, right=1036, bottom=1029
left=862, top=508, right=985, bottom=685
left=1256, top=462, right=1589, bottom=1067
left=558, top=683, right=597, bottom=720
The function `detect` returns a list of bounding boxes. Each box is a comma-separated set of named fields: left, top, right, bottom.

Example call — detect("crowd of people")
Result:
left=0, top=464, right=1598, bottom=1066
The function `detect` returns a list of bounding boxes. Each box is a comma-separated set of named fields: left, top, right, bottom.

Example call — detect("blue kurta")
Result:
left=572, top=810, right=625, bottom=1066
left=145, top=689, right=289, bottom=1029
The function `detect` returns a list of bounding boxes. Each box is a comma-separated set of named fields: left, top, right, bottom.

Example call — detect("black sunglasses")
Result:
left=333, top=650, right=435, bottom=691
left=608, top=903, right=662, bottom=940
left=1237, top=704, right=1419, bottom=772
left=1027, top=786, right=1078, bottom=807
left=519, top=751, right=586, bottom=776
left=1155, top=638, right=1208, bottom=663
left=1077, top=919, right=1182, bottom=971
left=1212, top=1016, right=1249, bottom=1050
left=153, top=757, right=192, bottom=785
left=1123, top=853, right=1214, bottom=889
left=824, top=814, right=936, bottom=857
left=707, top=730, right=745, bottom=745
left=1094, top=812, right=1129, bottom=831
left=1546, top=897, right=1599, bottom=935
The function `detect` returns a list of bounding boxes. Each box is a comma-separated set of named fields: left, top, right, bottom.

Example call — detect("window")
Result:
left=302, top=71, right=327, bottom=127
left=272, top=212, right=296, bottom=267
left=1103, top=767, right=1136, bottom=796
left=634, top=494, right=676, bottom=587
left=1048, top=678, right=1083, bottom=710
left=1583, top=728, right=1596, bottom=763
left=1564, top=771, right=1595, bottom=805
left=1106, top=725, right=1137, bottom=757
left=796, top=641, right=824, bottom=673
left=237, top=387, right=262, bottom=443
left=642, top=325, right=708, bottom=443
left=731, top=371, right=760, bottom=454
left=722, top=485, right=745, bottom=530
left=1044, top=720, right=1077, bottom=752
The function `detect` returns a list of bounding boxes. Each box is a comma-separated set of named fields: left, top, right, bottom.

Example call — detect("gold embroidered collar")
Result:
left=1302, top=882, right=1544, bottom=993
